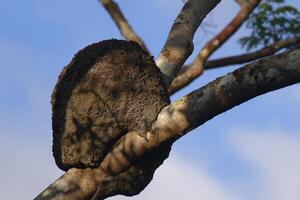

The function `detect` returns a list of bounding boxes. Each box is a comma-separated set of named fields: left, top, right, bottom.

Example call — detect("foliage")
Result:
left=239, top=0, right=300, bottom=51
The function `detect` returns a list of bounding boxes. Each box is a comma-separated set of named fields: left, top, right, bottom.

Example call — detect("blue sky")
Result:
left=0, top=0, right=299, bottom=199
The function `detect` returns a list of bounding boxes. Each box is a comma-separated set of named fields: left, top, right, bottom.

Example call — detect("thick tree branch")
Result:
left=35, top=48, right=300, bottom=200
left=155, top=0, right=221, bottom=86
left=99, top=0, right=149, bottom=52
left=34, top=168, right=104, bottom=200
left=169, top=34, right=300, bottom=94
left=100, top=48, right=300, bottom=174
left=168, top=0, right=260, bottom=94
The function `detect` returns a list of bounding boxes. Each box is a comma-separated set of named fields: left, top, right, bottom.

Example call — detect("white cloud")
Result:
left=2, top=118, right=300, bottom=200
left=111, top=153, right=238, bottom=200
left=0, top=136, right=63, bottom=200
left=228, top=129, right=300, bottom=200
left=0, top=137, right=238, bottom=200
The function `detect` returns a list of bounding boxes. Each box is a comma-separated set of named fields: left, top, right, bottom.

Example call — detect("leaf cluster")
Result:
left=239, top=0, right=300, bottom=51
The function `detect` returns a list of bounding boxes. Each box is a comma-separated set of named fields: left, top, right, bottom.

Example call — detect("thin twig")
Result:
left=169, top=34, right=300, bottom=94
left=205, top=35, right=300, bottom=69
left=99, top=0, right=149, bottom=52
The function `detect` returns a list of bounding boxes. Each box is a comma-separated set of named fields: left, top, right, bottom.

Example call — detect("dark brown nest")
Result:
left=51, top=39, right=170, bottom=171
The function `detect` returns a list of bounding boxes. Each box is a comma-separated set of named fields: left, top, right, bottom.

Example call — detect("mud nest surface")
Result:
left=51, top=39, right=170, bottom=171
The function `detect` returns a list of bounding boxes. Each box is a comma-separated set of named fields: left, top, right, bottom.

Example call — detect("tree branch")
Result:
left=99, top=0, right=149, bottom=52
left=235, top=0, right=249, bottom=7
left=100, top=48, right=300, bottom=174
left=155, top=0, right=221, bottom=86
left=168, top=0, right=260, bottom=94
left=205, top=34, right=300, bottom=69
left=35, top=47, right=300, bottom=200
left=169, top=34, right=300, bottom=94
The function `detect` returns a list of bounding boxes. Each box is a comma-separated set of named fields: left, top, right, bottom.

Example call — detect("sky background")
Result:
left=0, top=0, right=300, bottom=199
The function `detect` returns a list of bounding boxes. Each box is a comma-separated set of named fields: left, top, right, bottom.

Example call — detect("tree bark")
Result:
left=155, top=0, right=221, bottom=86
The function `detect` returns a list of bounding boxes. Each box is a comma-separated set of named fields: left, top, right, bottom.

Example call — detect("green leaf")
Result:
left=239, top=0, right=300, bottom=51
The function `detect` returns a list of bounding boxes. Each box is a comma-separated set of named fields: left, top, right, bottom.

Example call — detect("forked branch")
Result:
left=155, top=0, right=221, bottom=86
left=168, top=0, right=261, bottom=94
left=101, top=48, right=300, bottom=174
left=35, top=48, right=300, bottom=200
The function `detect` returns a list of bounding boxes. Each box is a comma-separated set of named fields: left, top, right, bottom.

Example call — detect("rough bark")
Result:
left=168, top=0, right=260, bottom=94
left=99, top=0, right=149, bottom=52
left=35, top=47, right=300, bottom=200
left=155, top=0, right=221, bottom=86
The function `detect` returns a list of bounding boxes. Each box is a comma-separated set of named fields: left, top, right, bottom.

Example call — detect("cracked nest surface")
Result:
left=51, top=39, right=170, bottom=171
